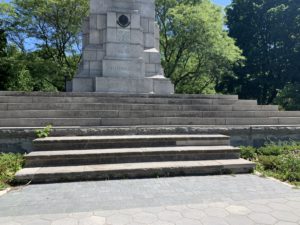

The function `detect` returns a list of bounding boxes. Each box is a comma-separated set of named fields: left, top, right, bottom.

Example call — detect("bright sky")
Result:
left=3, top=0, right=231, bottom=7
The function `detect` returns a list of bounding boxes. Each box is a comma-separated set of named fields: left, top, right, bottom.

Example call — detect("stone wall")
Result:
left=2, top=126, right=300, bottom=153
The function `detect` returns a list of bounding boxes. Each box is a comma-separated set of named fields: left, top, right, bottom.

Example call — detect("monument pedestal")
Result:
left=69, top=0, right=174, bottom=94
left=70, top=76, right=174, bottom=94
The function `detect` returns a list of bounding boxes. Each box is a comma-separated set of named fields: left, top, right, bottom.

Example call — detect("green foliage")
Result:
left=240, top=146, right=257, bottom=160
left=156, top=0, right=244, bottom=94
left=0, top=0, right=88, bottom=91
left=0, top=153, right=24, bottom=190
left=275, top=83, right=300, bottom=111
left=35, top=125, right=53, bottom=138
left=240, top=142, right=300, bottom=186
left=220, top=0, right=300, bottom=105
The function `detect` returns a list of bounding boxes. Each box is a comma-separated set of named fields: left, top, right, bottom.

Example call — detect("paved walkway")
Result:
left=0, top=174, right=300, bottom=225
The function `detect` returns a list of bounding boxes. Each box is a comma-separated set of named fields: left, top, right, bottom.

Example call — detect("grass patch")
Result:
left=0, top=153, right=24, bottom=191
left=241, top=142, right=300, bottom=186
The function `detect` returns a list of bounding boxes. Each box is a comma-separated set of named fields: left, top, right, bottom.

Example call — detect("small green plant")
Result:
left=35, top=125, right=53, bottom=138
left=0, top=153, right=24, bottom=190
left=240, top=146, right=257, bottom=160
left=240, top=141, right=300, bottom=186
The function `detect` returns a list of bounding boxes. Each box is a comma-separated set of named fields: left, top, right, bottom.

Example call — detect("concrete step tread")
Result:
left=0, top=97, right=256, bottom=105
left=34, top=134, right=229, bottom=143
left=16, top=159, right=255, bottom=176
left=0, top=91, right=239, bottom=99
left=2, top=111, right=300, bottom=118
left=27, top=145, right=240, bottom=157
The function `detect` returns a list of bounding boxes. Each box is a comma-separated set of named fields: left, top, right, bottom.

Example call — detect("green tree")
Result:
left=156, top=0, right=244, bottom=93
left=0, top=0, right=88, bottom=91
left=221, top=0, right=300, bottom=105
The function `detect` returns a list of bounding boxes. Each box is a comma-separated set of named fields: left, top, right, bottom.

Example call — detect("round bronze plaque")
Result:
left=117, top=15, right=130, bottom=28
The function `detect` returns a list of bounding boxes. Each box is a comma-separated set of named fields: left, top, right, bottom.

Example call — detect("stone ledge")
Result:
left=1, top=125, right=300, bottom=153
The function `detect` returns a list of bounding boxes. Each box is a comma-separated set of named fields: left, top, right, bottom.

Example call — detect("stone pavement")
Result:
left=0, top=174, right=300, bottom=225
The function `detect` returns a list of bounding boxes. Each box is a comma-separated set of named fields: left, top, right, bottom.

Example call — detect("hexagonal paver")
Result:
left=204, top=207, right=229, bottom=218
left=271, top=211, right=299, bottom=223
left=226, top=205, right=251, bottom=215
left=245, top=203, right=273, bottom=213
left=187, top=204, right=207, bottom=210
left=93, top=210, right=115, bottom=217
left=286, top=201, right=300, bottom=210
left=248, top=212, right=277, bottom=225
left=166, top=205, right=189, bottom=212
left=0, top=222, right=20, bottom=225
left=208, top=202, right=229, bottom=208
left=275, top=222, right=299, bottom=225
left=158, top=210, right=183, bottom=223
left=69, top=212, right=93, bottom=219
left=106, top=213, right=132, bottom=225
left=225, top=215, right=254, bottom=225
left=0, top=217, right=18, bottom=225
left=175, top=218, right=203, bottom=225
left=120, top=208, right=143, bottom=216
left=181, top=209, right=205, bottom=220
left=200, top=216, right=229, bottom=225
left=23, top=219, right=51, bottom=225
left=151, top=221, right=174, bottom=225
left=132, top=212, right=157, bottom=224
left=51, top=218, right=78, bottom=225
left=268, top=203, right=293, bottom=211
left=79, top=216, right=106, bottom=225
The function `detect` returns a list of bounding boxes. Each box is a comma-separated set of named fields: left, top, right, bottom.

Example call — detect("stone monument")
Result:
left=69, top=0, right=174, bottom=94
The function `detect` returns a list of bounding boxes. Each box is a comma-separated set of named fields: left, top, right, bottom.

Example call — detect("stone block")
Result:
left=148, top=19, right=154, bottom=33
left=103, top=59, right=144, bottom=78
left=149, top=52, right=161, bottom=64
left=107, top=12, right=116, bottom=28
left=106, top=28, right=117, bottom=42
left=144, top=52, right=150, bottom=63
left=155, top=64, right=163, bottom=74
left=90, top=15, right=98, bottom=29
left=89, top=30, right=101, bottom=44
left=95, top=77, right=153, bottom=94
left=97, top=15, right=106, bottom=29
left=130, top=29, right=143, bottom=45
left=140, top=2, right=155, bottom=18
left=131, top=13, right=140, bottom=29
left=71, top=78, right=94, bottom=92
left=116, top=29, right=131, bottom=43
left=97, top=50, right=105, bottom=60
left=89, top=61, right=102, bottom=76
left=106, top=43, right=142, bottom=58
left=144, top=33, right=155, bottom=48
left=90, top=0, right=109, bottom=14
left=141, top=18, right=149, bottom=32
left=151, top=77, right=174, bottom=95
left=83, top=49, right=97, bottom=61
left=146, top=64, right=156, bottom=73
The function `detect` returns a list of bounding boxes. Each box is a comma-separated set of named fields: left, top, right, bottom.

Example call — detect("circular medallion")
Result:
left=117, top=15, right=130, bottom=28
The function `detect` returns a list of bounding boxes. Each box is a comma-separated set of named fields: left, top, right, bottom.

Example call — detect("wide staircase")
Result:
left=15, top=134, right=255, bottom=183
left=0, top=91, right=298, bottom=183
left=1, top=91, right=300, bottom=127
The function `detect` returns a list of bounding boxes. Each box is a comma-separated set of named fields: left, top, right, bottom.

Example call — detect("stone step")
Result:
left=0, top=91, right=239, bottom=100
left=0, top=96, right=257, bottom=106
left=0, top=110, right=299, bottom=119
left=33, top=135, right=230, bottom=151
left=15, top=159, right=255, bottom=183
left=25, top=146, right=240, bottom=167
left=0, top=103, right=279, bottom=111
left=0, top=117, right=299, bottom=127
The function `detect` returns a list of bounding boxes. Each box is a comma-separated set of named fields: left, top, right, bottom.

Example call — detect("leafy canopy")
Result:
left=156, top=0, right=244, bottom=94
left=220, top=0, right=300, bottom=105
